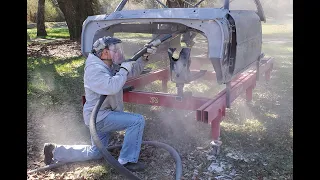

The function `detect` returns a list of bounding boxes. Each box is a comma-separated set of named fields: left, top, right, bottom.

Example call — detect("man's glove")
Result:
left=120, top=61, right=136, bottom=73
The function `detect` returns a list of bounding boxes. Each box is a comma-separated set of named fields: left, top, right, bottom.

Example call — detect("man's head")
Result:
left=92, top=36, right=125, bottom=65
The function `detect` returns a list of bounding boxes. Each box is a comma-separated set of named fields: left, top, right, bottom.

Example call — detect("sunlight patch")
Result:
left=40, top=58, right=56, bottom=65
left=221, top=119, right=266, bottom=133
left=30, top=72, right=53, bottom=93
left=254, top=91, right=270, bottom=99
left=262, top=24, right=292, bottom=34
left=280, top=64, right=292, bottom=68
left=265, top=113, right=278, bottom=119
left=281, top=60, right=293, bottom=65
left=184, top=82, right=210, bottom=93
left=54, top=59, right=83, bottom=77
left=150, top=106, right=162, bottom=111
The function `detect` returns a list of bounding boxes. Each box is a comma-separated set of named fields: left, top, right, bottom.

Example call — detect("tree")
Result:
left=37, top=0, right=47, bottom=37
left=56, top=0, right=95, bottom=41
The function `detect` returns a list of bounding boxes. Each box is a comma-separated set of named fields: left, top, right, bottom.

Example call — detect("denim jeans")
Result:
left=53, top=111, right=145, bottom=163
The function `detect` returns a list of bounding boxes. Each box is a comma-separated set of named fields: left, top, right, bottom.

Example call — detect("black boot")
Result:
left=124, top=162, right=146, bottom=172
left=43, top=143, right=56, bottom=165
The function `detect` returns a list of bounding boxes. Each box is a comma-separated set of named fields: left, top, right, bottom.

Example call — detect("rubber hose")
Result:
left=89, top=95, right=183, bottom=180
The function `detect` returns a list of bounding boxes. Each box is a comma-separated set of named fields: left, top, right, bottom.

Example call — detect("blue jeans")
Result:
left=52, top=111, right=145, bottom=163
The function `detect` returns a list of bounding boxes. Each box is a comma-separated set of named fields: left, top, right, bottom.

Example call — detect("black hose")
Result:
left=129, top=34, right=174, bottom=62
left=90, top=95, right=140, bottom=180
left=141, top=141, right=182, bottom=180
left=89, top=95, right=183, bottom=180
left=27, top=162, right=67, bottom=174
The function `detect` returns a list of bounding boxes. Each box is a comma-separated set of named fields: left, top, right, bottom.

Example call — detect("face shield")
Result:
left=108, top=43, right=125, bottom=65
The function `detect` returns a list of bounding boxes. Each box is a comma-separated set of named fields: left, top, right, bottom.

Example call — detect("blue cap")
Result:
left=92, top=36, right=122, bottom=52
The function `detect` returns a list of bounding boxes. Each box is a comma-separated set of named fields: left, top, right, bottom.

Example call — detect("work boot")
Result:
left=43, top=143, right=56, bottom=165
left=124, top=162, right=146, bottom=172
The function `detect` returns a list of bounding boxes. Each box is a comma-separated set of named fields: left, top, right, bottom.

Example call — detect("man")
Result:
left=43, top=36, right=157, bottom=171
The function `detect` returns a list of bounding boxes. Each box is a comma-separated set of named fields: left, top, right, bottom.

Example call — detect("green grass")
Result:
left=27, top=28, right=153, bottom=42
left=114, top=32, right=152, bottom=39
left=27, top=27, right=70, bottom=40
left=79, top=165, right=113, bottom=179
left=27, top=55, right=85, bottom=106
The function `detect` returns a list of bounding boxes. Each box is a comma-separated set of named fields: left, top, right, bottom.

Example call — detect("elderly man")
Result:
left=43, top=36, right=157, bottom=171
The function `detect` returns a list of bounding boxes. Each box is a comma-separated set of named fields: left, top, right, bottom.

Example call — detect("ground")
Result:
left=27, top=16, right=292, bottom=180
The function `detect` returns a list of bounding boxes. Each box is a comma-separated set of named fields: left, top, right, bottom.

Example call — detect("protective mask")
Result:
left=108, top=43, right=125, bottom=65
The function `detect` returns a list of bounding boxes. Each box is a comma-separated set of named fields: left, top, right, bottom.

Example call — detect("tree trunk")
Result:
left=56, top=0, right=94, bottom=41
left=37, top=0, right=47, bottom=37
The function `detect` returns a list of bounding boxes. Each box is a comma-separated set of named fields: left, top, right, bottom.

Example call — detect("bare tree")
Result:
left=37, top=0, right=47, bottom=37
left=56, top=0, right=95, bottom=41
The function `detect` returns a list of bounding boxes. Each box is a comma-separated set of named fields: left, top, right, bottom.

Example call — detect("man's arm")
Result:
left=84, top=64, right=128, bottom=95
left=127, top=57, right=147, bottom=79
left=127, top=45, right=157, bottom=78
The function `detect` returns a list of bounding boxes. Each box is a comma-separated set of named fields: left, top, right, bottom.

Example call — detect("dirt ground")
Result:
left=27, top=18, right=292, bottom=179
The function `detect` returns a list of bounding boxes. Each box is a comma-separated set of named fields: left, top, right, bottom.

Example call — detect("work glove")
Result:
left=120, top=61, right=136, bottom=73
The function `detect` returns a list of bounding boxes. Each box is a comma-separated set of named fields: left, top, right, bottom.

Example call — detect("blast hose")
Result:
left=90, top=95, right=182, bottom=180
